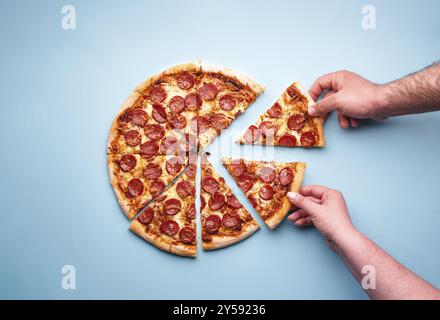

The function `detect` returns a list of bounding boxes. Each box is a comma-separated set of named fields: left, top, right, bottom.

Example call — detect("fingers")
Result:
left=338, top=112, right=350, bottom=129
left=299, top=185, right=329, bottom=199
left=309, top=72, right=338, bottom=101
left=293, top=217, right=313, bottom=227
left=287, top=191, right=320, bottom=215
left=350, top=118, right=360, bottom=127
left=309, top=94, right=339, bottom=116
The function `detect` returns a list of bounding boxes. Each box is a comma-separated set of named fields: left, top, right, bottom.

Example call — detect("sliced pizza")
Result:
left=107, top=63, right=199, bottom=158
left=108, top=153, right=188, bottom=219
left=222, top=157, right=306, bottom=229
left=237, top=82, right=325, bottom=147
left=200, top=154, right=259, bottom=250
left=195, top=65, right=264, bottom=149
left=130, top=162, right=197, bottom=257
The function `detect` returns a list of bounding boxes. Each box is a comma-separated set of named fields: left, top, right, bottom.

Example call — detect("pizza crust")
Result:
left=265, top=162, right=306, bottom=229
left=200, top=63, right=265, bottom=97
left=130, top=220, right=197, bottom=257
left=107, top=154, right=137, bottom=219
left=202, top=221, right=260, bottom=250
left=292, top=82, right=325, bottom=147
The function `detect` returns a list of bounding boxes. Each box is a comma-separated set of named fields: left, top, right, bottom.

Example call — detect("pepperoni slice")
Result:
left=176, top=72, right=195, bottom=90
left=219, top=94, right=237, bottom=111
left=138, top=207, right=154, bottom=225
left=159, top=136, right=178, bottom=154
left=267, top=102, right=282, bottom=118
left=259, top=185, right=274, bottom=200
left=279, top=167, right=293, bottom=186
left=210, top=114, right=229, bottom=131
left=229, top=160, right=246, bottom=177
left=238, top=174, right=253, bottom=192
left=198, top=83, right=218, bottom=100
left=168, top=114, right=187, bottom=129
left=287, top=114, right=306, bottom=131
left=185, top=164, right=197, bottom=178
left=205, top=214, right=221, bottom=234
left=187, top=203, right=196, bottom=220
left=200, top=196, right=207, bottom=211
left=124, top=130, right=141, bottom=147
left=119, top=154, right=136, bottom=172
left=131, top=109, right=148, bottom=127
left=176, top=180, right=195, bottom=198
left=140, top=140, right=159, bottom=159
left=144, top=124, right=165, bottom=140
left=185, top=93, right=202, bottom=111
left=222, top=213, right=240, bottom=229
left=278, top=134, right=297, bottom=147
left=227, top=194, right=242, bottom=209
left=148, top=85, right=167, bottom=103
left=201, top=176, right=219, bottom=194
left=258, top=166, right=276, bottom=183
left=127, top=178, right=144, bottom=197
left=160, top=220, right=179, bottom=236
left=143, top=163, right=162, bottom=179
left=243, top=125, right=261, bottom=144
left=191, top=115, right=210, bottom=134
left=152, top=104, right=167, bottom=123
left=300, top=131, right=316, bottom=147
left=179, top=227, right=195, bottom=244
left=259, top=121, right=278, bottom=138
left=150, top=179, right=165, bottom=197
left=164, top=198, right=181, bottom=215
left=166, top=156, right=183, bottom=175
left=168, top=96, right=186, bottom=114
left=208, top=192, right=226, bottom=211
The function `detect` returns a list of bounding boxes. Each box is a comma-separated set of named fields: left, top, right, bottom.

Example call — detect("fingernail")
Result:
left=308, top=104, right=316, bottom=116
left=287, top=192, right=298, bottom=202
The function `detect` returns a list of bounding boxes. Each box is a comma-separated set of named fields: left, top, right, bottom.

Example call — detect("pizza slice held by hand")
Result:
left=222, top=157, right=306, bottom=229
left=200, top=154, right=260, bottom=250
left=237, top=82, right=325, bottom=147
left=130, top=161, right=197, bottom=257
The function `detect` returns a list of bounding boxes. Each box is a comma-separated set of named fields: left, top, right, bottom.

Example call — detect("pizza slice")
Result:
left=222, top=157, right=306, bottom=229
left=107, top=63, right=199, bottom=158
left=108, top=153, right=189, bottom=220
left=200, top=154, right=259, bottom=250
left=130, top=161, right=197, bottom=257
left=237, top=82, right=325, bottom=147
left=195, top=65, right=264, bottom=149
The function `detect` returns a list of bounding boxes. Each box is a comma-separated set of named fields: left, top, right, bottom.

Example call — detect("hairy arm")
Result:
left=380, top=62, right=440, bottom=117
left=308, top=62, right=440, bottom=127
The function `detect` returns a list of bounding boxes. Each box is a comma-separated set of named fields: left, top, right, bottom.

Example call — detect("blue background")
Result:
left=1, top=0, right=439, bottom=299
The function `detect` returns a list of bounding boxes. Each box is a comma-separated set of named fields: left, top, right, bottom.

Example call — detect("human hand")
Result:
left=287, top=185, right=357, bottom=250
left=308, top=71, right=385, bottom=128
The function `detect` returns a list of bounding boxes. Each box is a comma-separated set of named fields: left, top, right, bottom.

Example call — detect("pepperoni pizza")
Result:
left=237, top=82, right=325, bottom=147
left=200, top=154, right=260, bottom=250
left=222, top=158, right=306, bottom=229
left=130, top=162, right=197, bottom=257
left=107, top=63, right=264, bottom=220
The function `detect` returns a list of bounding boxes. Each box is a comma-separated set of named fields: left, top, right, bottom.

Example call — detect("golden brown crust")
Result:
left=202, top=221, right=259, bottom=250
left=130, top=220, right=197, bottom=257
left=107, top=153, right=137, bottom=219
left=200, top=64, right=265, bottom=96
left=265, top=162, right=306, bottom=229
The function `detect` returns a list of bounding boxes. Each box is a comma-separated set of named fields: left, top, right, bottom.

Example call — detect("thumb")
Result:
left=287, top=192, right=321, bottom=216
left=309, top=94, right=340, bottom=116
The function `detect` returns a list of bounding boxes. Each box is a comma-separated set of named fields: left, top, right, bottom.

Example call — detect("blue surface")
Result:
left=1, top=0, right=439, bottom=299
